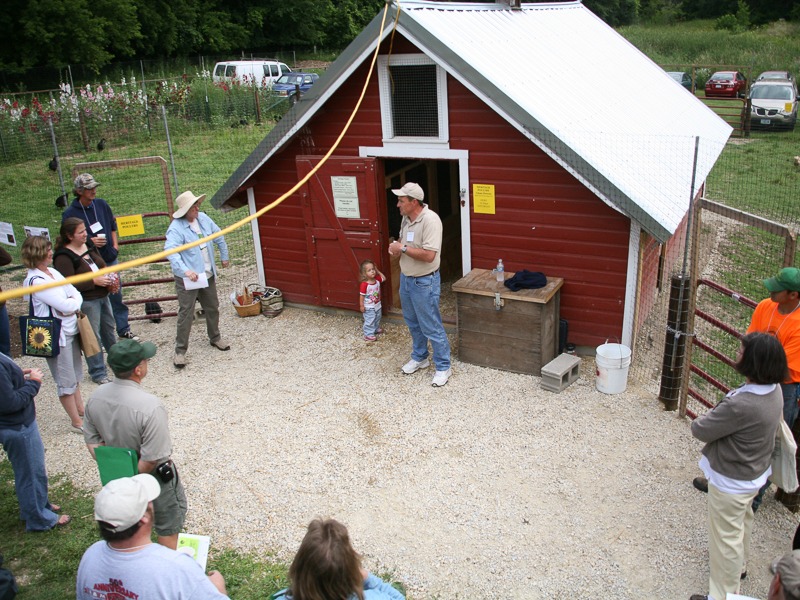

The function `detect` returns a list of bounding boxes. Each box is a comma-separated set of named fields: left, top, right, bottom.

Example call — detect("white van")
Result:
left=212, top=60, right=293, bottom=88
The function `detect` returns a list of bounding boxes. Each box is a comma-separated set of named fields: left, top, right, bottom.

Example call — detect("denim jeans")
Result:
left=362, top=307, right=381, bottom=337
left=106, top=258, right=131, bottom=336
left=82, top=296, right=117, bottom=382
left=399, top=272, right=451, bottom=371
left=752, top=381, right=799, bottom=511
left=0, top=302, right=9, bottom=356
left=0, top=419, right=58, bottom=531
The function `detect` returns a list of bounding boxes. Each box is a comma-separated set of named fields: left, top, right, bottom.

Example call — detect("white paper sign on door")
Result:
left=331, top=176, right=360, bottom=219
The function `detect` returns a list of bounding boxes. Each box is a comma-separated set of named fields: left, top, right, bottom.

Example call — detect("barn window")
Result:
left=378, top=54, right=448, bottom=144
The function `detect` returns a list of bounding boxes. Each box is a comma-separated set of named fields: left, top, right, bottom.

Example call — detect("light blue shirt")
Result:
left=165, top=212, right=229, bottom=278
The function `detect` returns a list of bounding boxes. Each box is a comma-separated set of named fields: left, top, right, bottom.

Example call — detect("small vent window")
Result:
left=389, top=64, right=439, bottom=137
left=378, top=54, right=448, bottom=144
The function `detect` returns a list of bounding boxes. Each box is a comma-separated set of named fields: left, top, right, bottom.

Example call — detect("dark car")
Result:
left=667, top=71, right=693, bottom=91
left=705, top=71, right=747, bottom=98
left=273, top=72, right=320, bottom=98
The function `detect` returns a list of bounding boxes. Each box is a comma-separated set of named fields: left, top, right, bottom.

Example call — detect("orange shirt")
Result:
left=747, top=298, right=800, bottom=383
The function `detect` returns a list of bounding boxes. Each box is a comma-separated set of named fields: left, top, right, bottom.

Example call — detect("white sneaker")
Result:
left=431, top=368, right=452, bottom=387
left=401, top=358, right=430, bottom=374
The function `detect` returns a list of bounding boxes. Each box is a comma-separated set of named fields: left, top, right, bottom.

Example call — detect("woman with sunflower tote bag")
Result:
left=21, top=236, right=85, bottom=434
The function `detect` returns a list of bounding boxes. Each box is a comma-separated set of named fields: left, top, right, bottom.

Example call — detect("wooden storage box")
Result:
left=452, top=269, right=563, bottom=376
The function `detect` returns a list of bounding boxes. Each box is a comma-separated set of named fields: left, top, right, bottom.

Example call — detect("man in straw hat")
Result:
left=164, top=191, right=230, bottom=368
left=76, top=474, right=228, bottom=599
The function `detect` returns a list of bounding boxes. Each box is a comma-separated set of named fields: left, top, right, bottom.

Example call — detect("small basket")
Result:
left=233, top=300, right=262, bottom=317
left=262, top=305, right=283, bottom=318
left=232, top=284, right=262, bottom=317
left=260, top=287, right=283, bottom=311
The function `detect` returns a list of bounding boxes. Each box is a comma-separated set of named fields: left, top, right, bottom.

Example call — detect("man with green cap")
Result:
left=748, top=267, right=800, bottom=427
left=83, top=338, right=187, bottom=549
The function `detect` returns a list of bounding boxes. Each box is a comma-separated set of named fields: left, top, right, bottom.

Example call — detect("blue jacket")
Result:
left=0, top=353, right=41, bottom=428
left=272, top=573, right=405, bottom=600
left=62, top=197, right=119, bottom=264
left=165, top=212, right=229, bottom=278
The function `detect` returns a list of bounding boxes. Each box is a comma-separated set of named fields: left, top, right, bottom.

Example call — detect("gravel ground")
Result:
left=19, top=299, right=800, bottom=599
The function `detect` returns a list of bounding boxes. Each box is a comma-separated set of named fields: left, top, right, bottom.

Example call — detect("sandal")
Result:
left=49, top=503, right=61, bottom=513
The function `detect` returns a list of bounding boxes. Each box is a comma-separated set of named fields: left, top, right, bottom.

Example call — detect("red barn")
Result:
left=212, top=0, right=731, bottom=350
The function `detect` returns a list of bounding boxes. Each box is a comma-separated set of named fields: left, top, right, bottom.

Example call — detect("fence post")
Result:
left=47, top=117, right=67, bottom=198
left=161, top=106, right=179, bottom=195
left=254, top=85, right=262, bottom=125
left=141, top=60, right=151, bottom=136
left=659, top=274, right=692, bottom=411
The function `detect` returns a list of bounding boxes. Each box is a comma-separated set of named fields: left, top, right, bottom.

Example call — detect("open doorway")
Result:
left=383, top=158, right=462, bottom=322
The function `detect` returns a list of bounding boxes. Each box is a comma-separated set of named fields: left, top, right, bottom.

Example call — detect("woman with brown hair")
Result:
left=273, top=518, right=405, bottom=600
left=21, top=235, right=84, bottom=432
left=53, top=217, right=117, bottom=385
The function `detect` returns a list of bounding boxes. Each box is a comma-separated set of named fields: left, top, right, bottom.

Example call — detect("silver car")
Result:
left=749, top=80, right=798, bottom=131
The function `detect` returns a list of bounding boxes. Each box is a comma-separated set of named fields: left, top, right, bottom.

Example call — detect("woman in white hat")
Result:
left=164, top=191, right=230, bottom=368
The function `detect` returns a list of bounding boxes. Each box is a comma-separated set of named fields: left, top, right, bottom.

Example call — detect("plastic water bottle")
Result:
left=495, top=259, right=504, bottom=282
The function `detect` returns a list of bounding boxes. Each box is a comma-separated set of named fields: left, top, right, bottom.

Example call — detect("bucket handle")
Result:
left=604, top=337, right=625, bottom=359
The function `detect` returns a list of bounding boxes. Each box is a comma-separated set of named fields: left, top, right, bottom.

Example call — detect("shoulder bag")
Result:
left=19, top=276, right=62, bottom=358
left=76, top=311, right=101, bottom=357
left=772, top=419, right=799, bottom=493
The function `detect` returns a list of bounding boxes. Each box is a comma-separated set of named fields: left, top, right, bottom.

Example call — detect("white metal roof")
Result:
left=393, top=1, right=732, bottom=240
left=213, top=1, right=732, bottom=242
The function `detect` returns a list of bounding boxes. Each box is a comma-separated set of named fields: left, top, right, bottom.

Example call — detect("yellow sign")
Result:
left=116, top=215, right=145, bottom=237
left=473, top=183, right=496, bottom=215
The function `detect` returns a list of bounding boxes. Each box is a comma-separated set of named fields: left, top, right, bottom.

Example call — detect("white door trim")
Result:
left=359, top=145, right=471, bottom=274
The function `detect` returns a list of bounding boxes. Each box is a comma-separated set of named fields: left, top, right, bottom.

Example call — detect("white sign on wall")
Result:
left=331, top=176, right=360, bottom=219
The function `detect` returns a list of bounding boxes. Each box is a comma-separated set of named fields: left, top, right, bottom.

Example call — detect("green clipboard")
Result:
left=95, top=446, right=138, bottom=485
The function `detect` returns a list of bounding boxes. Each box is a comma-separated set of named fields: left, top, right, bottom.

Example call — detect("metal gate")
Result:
left=677, top=197, right=796, bottom=418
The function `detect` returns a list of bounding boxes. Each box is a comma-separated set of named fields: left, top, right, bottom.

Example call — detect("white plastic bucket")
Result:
left=595, top=343, right=632, bottom=394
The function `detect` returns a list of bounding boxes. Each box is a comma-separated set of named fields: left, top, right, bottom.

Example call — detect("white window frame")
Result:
left=377, top=54, right=449, bottom=145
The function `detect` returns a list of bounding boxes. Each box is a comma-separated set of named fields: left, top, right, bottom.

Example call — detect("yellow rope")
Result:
left=0, top=2, right=393, bottom=304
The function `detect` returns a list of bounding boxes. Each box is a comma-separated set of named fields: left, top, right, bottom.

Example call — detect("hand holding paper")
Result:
left=183, top=272, right=209, bottom=290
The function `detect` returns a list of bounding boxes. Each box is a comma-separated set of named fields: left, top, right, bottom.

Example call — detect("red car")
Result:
left=705, top=71, right=747, bottom=98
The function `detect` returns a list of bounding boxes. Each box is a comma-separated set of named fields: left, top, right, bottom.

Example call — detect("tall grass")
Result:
left=620, top=19, right=800, bottom=80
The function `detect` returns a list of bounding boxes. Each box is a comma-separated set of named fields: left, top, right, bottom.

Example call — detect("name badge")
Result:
left=406, top=231, right=415, bottom=242
left=90, top=222, right=103, bottom=233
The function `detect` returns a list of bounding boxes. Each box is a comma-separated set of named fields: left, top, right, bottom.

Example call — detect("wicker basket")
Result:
left=233, top=299, right=262, bottom=317
left=232, top=284, right=262, bottom=317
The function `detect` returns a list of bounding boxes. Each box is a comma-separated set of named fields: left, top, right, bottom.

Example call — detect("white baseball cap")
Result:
left=391, top=182, right=424, bottom=201
left=94, top=474, right=161, bottom=532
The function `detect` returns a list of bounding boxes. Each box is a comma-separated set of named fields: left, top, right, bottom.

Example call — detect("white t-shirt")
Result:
left=189, top=219, right=213, bottom=276
left=76, top=541, right=228, bottom=600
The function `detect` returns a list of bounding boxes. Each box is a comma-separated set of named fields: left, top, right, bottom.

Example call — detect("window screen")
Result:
left=389, top=64, right=439, bottom=137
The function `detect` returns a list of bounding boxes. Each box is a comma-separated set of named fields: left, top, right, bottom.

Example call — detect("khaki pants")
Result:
left=708, top=484, right=757, bottom=600
left=174, top=275, right=221, bottom=354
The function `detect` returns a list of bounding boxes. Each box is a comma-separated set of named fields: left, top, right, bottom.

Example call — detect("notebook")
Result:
left=94, top=446, right=138, bottom=485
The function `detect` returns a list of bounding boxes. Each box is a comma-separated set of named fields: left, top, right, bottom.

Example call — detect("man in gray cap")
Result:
left=83, top=339, right=187, bottom=549
left=387, top=182, right=452, bottom=387
left=769, top=549, right=800, bottom=600
left=76, top=474, right=227, bottom=599
left=62, top=173, right=139, bottom=341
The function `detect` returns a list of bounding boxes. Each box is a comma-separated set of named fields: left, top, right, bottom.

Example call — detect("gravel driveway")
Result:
left=25, top=303, right=799, bottom=599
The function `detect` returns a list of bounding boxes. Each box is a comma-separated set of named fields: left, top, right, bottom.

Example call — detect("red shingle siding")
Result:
left=447, top=77, right=630, bottom=346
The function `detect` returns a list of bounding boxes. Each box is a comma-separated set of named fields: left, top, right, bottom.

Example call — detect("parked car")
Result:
left=212, top=60, right=292, bottom=88
left=272, top=72, right=320, bottom=97
left=667, top=71, right=693, bottom=91
left=704, top=71, right=747, bottom=98
left=749, top=80, right=798, bottom=131
left=756, top=70, right=795, bottom=83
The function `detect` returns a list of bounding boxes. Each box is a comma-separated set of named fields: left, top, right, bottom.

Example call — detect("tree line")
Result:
left=1, top=0, right=795, bottom=77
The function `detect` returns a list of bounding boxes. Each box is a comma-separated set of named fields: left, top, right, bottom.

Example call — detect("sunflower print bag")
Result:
left=19, top=276, right=62, bottom=358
